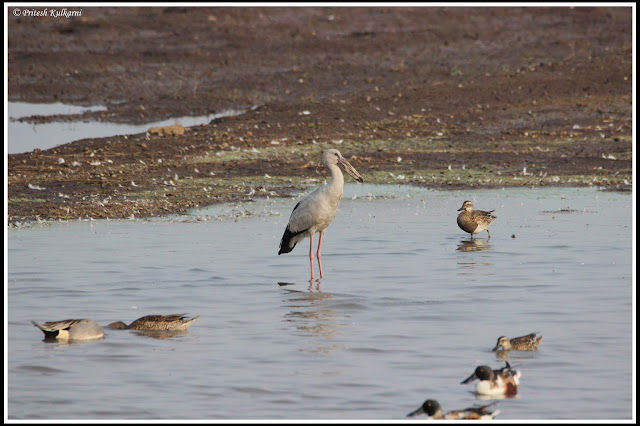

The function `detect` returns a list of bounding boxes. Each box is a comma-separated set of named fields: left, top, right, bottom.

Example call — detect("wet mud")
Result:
left=7, top=6, right=632, bottom=225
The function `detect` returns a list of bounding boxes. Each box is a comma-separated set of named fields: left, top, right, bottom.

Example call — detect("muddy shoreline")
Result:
left=7, top=6, right=633, bottom=226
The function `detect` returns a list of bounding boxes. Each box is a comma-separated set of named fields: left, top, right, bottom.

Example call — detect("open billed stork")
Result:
left=278, top=149, right=363, bottom=281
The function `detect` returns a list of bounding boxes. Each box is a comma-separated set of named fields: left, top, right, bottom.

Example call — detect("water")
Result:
left=6, top=185, right=634, bottom=420
left=7, top=101, right=250, bottom=154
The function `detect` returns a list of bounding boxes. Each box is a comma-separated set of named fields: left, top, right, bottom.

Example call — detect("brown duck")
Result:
left=108, top=314, right=199, bottom=331
left=457, top=200, right=497, bottom=238
left=492, top=332, right=543, bottom=351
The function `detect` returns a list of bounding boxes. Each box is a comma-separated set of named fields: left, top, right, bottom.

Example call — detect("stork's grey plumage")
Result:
left=278, top=149, right=363, bottom=280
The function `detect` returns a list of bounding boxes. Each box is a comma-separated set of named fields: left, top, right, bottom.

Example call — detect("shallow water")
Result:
left=6, top=185, right=634, bottom=420
left=8, top=101, right=249, bottom=154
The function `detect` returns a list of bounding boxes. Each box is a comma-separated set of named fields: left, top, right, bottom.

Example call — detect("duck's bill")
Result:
left=491, top=345, right=502, bottom=351
left=339, top=157, right=364, bottom=183
left=461, top=372, right=478, bottom=384
left=406, top=407, right=424, bottom=417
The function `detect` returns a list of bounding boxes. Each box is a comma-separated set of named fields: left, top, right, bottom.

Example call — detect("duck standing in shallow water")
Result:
left=278, top=149, right=363, bottom=281
left=457, top=200, right=497, bottom=238
left=108, top=314, right=199, bottom=331
left=493, top=332, right=543, bottom=351
left=32, top=319, right=104, bottom=341
left=407, top=399, right=500, bottom=420
left=461, top=362, right=521, bottom=397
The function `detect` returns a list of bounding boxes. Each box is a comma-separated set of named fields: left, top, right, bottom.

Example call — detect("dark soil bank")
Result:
left=7, top=6, right=632, bottom=224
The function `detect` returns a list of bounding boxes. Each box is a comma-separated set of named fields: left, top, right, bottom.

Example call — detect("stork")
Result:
left=278, top=149, right=363, bottom=281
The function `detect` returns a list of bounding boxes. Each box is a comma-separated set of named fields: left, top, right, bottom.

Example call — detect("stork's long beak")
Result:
left=339, top=157, right=364, bottom=183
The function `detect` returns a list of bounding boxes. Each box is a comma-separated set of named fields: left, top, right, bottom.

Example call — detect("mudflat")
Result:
left=7, top=6, right=632, bottom=225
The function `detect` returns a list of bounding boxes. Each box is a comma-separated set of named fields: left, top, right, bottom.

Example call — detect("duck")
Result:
left=407, top=399, right=500, bottom=420
left=493, top=332, right=542, bottom=351
left=461, top=362, right=520, bottom=397
left=108, top=314, right=199, bottom=331
left=457, top=200, right=497, bottom=238
left=32, top=319, right=104, bottom=341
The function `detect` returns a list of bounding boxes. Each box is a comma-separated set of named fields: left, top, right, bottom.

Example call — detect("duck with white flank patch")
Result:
left=461, top=362, right=521, bottom=397
left=33, top=319, right=104, bottom=341
left=407, top=399, right=500, bottom=420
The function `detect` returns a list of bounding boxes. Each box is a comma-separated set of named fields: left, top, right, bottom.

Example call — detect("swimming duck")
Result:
left=407, top=399, right=500, bottom=420
left=32, top=319, right=104, bottom=341
left=457, top=200, right=497, bottom=238
left=493, top=332, right=542, bottom=351
left=108, top=314, right=199, bottom=331
left=461, top=362, right=520, bottom=397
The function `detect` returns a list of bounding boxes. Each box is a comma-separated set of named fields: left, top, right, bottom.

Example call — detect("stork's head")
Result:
left=322, top=149, right=364, bottom=183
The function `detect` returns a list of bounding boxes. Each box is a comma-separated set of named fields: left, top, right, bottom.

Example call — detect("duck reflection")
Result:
left=495, top=349, right=510, bottom=361
left=457, top=238, right=494, bottom=272
left=130, top=329, right=191, bottom=340
left=42, top=335, right=104, bottom=345
left=474, top=393, right=520, bottom=401
left=457, top=238, right=492, bottom=252
left=494, top=349, right=540, bottom=363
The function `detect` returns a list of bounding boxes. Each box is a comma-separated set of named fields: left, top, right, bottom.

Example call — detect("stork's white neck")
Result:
left=329, top=164, right=344, bottom=188
left=326, top=162, right=344, bottom=194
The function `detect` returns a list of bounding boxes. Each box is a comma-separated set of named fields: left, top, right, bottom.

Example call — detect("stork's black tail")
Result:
left=278, top=226, right=306, bottom=255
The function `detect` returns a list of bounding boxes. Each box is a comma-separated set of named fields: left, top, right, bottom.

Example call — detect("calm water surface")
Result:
left=8, top=101, right=250, bottom=154
left=6, top=185, right=634, bottom=420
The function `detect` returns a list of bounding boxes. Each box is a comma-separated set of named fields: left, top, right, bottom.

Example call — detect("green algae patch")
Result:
left=8, top=197, right=48, bottom=204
